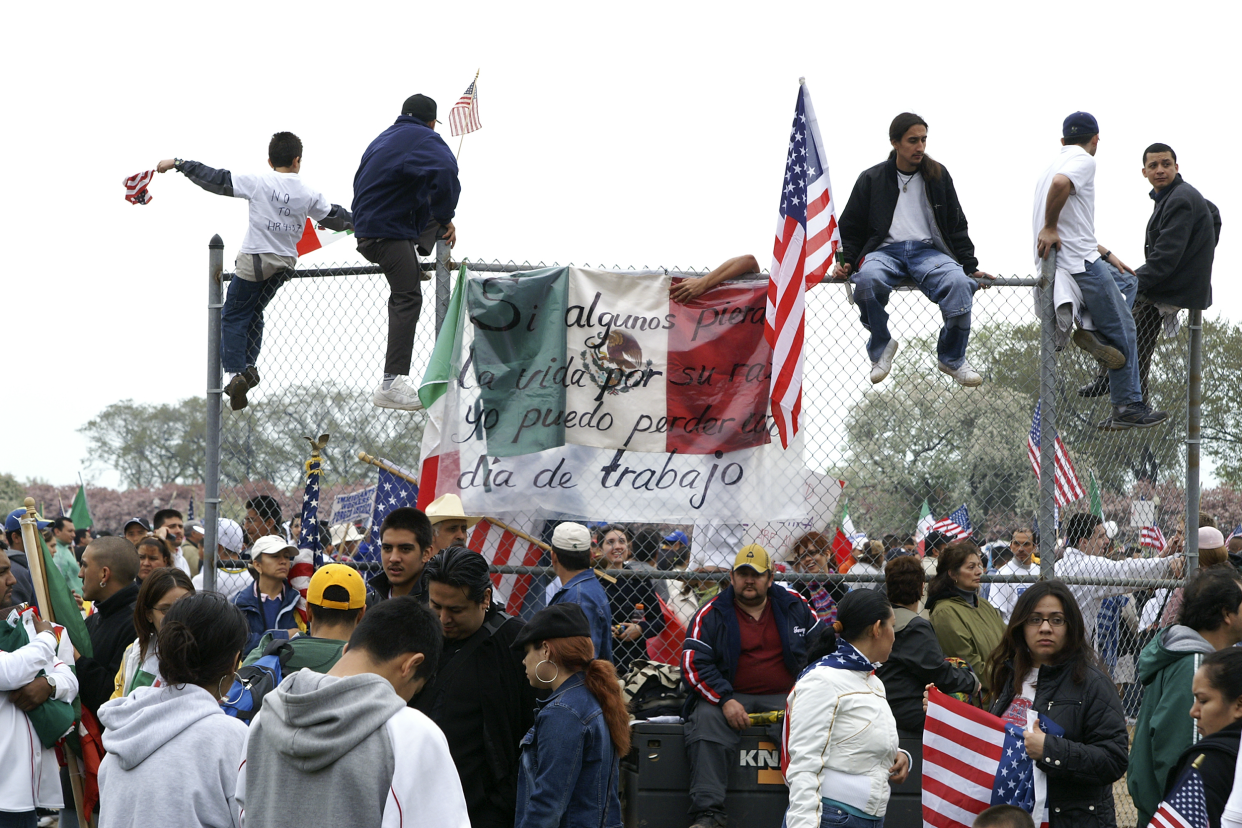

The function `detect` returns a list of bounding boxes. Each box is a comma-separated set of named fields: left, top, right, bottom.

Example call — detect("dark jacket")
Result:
left=516, top=672, right=621, bottom=828
left=6, top=549, right=35, bottom=606
left=989, top=659, right=1129, bottom=828
left=1135, top=175, right=1221, bottom=310
left=838, top=157, right=980, bottom=275
left=681, top=584, right=820, bottom=713
left=413, top=608, right=536, bottom=828
left=876, top=607, right=977, bottom=732
left=1164, top=718, right=1242, bottom=828
left=232, top=582, right=302, bottom=655
left=367, top=568, right=429, bottom=605
left=78, top=581, right=140, bottom=715
left=351, top=116, right=460, bottom=240
left=601, top=567, right=665, bottom=675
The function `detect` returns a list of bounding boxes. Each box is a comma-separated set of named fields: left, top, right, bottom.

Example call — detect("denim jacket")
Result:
left=515, top=672, right=622, bottom=828
left=549, top=571, right=614, bottom=664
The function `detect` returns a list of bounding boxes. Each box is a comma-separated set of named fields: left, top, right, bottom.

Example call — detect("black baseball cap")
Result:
left=402, top=94, right=439, bottom=123
left=511, top=603, right=592, bottom=652
left=1063, top=111, right=1099, bottom=138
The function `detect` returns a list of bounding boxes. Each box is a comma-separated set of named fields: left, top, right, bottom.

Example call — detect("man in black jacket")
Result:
left=415, top=547, right=535, bottom=828
left=834, top=113, right=993, bottom=388
left=1079, top=143, right=1221, bottom=403
left=75, top=536, right=140, bottom=715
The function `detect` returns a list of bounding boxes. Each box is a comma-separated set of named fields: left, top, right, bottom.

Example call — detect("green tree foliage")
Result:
left=78, top=398, right=206, bottom=489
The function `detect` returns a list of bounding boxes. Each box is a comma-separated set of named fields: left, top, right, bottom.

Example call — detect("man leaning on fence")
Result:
left=1080, top=142, right=1222, bottom=405
left=1033, top=111, right=1167, bottom=430
left=156, top=133, right=353, bottom=411
left=833, top=112, right=994, bottom=388
left=681, top=544, right=819, bottom=828
left=352, top=93, right=461, bottom=412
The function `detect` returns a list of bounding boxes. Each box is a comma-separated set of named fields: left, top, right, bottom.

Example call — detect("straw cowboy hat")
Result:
left=424, top=493, right=481, bottom=527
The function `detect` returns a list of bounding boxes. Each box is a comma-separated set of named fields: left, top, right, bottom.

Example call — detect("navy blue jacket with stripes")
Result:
left=681, top=583, right=820, bottom=712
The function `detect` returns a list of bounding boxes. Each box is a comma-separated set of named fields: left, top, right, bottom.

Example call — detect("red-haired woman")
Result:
left=514, top=603, right=631, bottom=828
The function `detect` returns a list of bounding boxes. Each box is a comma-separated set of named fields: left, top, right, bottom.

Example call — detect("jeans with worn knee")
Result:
left=850, top=241, right=976, bottom=368
left=1071, top=256, right=1142, bottom=407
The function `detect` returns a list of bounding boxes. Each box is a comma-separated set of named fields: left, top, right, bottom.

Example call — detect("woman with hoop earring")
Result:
left=514, top=603, right=632, bottom=828
left=97, top=592, right=250, bottom=827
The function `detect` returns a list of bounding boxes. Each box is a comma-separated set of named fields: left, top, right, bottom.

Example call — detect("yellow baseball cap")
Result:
left=307, top=564, right=367, bottom=610
left=732, top=544, right=771, bottom=574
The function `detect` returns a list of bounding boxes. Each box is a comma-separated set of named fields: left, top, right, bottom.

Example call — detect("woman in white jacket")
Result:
left=782, top=589, right=910, bottom=828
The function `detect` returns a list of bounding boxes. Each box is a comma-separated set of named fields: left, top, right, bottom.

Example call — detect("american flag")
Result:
left=766, top=79, right=839, bottom=450
left=932, top=505, right=972, bottom=540
left=466, top=517, right=546, bottom=616
left=123, top=169, right=155, bottom=205
left=368, top=463, right=420, bottom=547
left=1027, top=402, right=1086, bottom=506
left=923, top=687, right=1062, bottom=828
left=448, top=76, right=482, bottom=137
left=1141, top=525, right=1168, bottom=553
left=1148, top=759, right=1209, bottom=828
left=289, top=453, right=326, bottom=624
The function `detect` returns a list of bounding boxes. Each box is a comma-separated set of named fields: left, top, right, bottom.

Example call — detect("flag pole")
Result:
left=358, top=451, right=419, bottom=486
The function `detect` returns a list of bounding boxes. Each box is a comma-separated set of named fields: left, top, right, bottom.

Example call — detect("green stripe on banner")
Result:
left=419, top=266, right=470, bottom=411
left=468, top=267, right=570, bottom=457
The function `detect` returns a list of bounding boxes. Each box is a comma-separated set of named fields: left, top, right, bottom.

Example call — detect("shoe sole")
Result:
left=372, top=393, right=424, bottom=412
left=937, top=363, right=983, bottom=387
left=224, top=377, right=249, bottom=411
left=1072, top=330, right=1126, bottom=370
left=870, top=342, right=898, bottom=384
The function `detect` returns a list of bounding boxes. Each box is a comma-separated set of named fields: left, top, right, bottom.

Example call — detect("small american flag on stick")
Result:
left=1141, top=525, right=1167, bottom=553
left=449, top=73, right=482, bottom=137
left=1027, top=402, right=1086, bottom=506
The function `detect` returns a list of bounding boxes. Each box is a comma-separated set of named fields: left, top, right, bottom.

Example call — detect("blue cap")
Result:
left=663, top=530, right=690, bottom=546
left=1063, top=111, right=1099, bottom=138
left=5, top=508, right=51, bottom=534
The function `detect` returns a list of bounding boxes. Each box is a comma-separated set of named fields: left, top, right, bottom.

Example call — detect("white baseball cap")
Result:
left=251, top=535, right=298, bottom=559
left=552, top=522, right=592, bottom=552
left=217, top=518, right=244, bottom=554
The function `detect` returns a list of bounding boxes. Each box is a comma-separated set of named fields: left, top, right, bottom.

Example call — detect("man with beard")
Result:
left=681, top=545, right=820, bottom=828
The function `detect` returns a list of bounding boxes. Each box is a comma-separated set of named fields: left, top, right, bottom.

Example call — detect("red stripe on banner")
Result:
left=295, top=218, right=323, bottom=257
left=921, top=742, right=997, bottom=792
left=507, top=540, right=545, bottom=615
left=772, top=215, right=800, bottom=265
left=921, top=775, right=992, bottom=824
left=923, top=799, right=978, bottom=828
left=415, top=455, right=439, bottom=510
left=664, top=279, right=771, bottom=454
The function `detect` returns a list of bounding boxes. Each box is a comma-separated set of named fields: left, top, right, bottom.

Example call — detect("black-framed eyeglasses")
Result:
left=1025, top=614, right=1066, bottom=627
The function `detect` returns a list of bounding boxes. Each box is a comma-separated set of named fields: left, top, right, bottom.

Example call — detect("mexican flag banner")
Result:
left=417, top=267, right=808, bottom=522
left=296, top=218, right=352, bottom=257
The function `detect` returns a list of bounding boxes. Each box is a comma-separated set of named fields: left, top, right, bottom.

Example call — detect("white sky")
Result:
left=6, top=0, right=1237, bottom=489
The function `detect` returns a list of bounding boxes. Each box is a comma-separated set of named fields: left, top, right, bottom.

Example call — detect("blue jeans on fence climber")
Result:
left=850, top=240, right=976, bottom=369
left=1072, top=256, right=1141, bottom=407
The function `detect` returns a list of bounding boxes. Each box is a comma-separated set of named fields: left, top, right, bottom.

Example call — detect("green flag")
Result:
left=34, top=534, right=92, bottom=658
left=419, top=265, right=469, bottom=411
left=69, top=484, right=92, bottom=529
left=1088, top=471, right=1104, bottom=520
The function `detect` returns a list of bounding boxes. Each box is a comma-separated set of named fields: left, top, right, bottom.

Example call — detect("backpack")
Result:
left=221, top=639, right=295, bottom=724
left=621, top=660, right=685, bottom=719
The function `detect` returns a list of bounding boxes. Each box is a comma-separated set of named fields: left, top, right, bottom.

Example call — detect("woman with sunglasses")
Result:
left=987, top=581, right=1128, bottom=828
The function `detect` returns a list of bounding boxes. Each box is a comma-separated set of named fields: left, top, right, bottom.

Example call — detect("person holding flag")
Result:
left=985, top=581, right=1128, bottom=828
left=833, top=113, right=994, bottom=387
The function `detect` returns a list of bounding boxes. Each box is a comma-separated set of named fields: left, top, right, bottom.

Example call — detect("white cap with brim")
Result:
left=217, top=518, right=244, bottom=554
left=251, top=535, right=298, bottom=558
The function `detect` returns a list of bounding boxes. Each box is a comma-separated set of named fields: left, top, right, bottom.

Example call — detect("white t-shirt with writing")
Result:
left=1032, top=145, right=1097, bottom=272
left=232, top=171, right=332, bottom=258
left=883, top=171, right=935, bottom=246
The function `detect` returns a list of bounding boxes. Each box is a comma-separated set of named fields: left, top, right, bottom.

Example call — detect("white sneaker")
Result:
left=869, top=340, right=899, bottom=384
left=372, top=376, right=424, bottom=411
left=938, top=358, right=983, bottom=387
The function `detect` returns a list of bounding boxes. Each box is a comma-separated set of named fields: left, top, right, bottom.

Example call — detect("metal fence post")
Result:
left=1186, top=308, right=1203, bottom=578
left=1038, top=253, right=1058, bottom=577
left=434, top=238, right=451, bottom=335
left=204, top=235, right=224, bottom=593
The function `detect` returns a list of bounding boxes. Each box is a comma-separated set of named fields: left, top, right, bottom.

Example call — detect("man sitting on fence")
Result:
left=1033, top=112, right=1167, bottom=429
left=833, top=113, right=994, bottom=388
left=157, top=133, right=353, bottom=411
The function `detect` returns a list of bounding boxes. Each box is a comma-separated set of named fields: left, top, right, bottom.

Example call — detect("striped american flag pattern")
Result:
left=123, top=169, right=155, bottom=205
left=766, top=79, right=839, bottom=449
left=1027, top=402, right=1086, bottom=506
left=931, top=505, right=971, bottom=540
left=467, top=517, right=543, bottom=614
left=1149, top=761, right=1209, bottom=828
left=1141, top=525, right=1167, bottom=553
left=448, top=78, right=481, bottom=137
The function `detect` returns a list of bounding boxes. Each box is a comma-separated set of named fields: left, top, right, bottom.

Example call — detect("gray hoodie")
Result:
left=242, top=669, right=406, bottom=826
left=97, top=683, right=247, bottom=828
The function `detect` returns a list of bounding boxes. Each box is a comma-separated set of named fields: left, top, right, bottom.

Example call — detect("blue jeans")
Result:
left=783, top=804, right=883, bottom=828
left=850, top=241, right=975, bottom=368
left=1072, top=257, right=1141, bottom=406
left=220, top=271, right=290, bottom=374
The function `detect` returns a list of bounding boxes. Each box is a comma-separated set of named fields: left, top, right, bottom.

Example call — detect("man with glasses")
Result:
left=1058, top=513, right=1182, bottom=646
left=990, top=530, right=1038, bottom=623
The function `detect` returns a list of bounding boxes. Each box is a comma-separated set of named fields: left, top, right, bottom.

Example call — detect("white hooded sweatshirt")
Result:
left=97, top=682, right=247, bottom=828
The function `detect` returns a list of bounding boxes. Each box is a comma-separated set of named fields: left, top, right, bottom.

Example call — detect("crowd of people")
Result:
left=2, top=491, right=1239, bottom=828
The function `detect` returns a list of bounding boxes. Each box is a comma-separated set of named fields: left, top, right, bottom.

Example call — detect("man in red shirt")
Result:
left=682, top=545, right=820, bottom=828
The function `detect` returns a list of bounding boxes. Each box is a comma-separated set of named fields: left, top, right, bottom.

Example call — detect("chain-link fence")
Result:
left=202, top=237, right=1202, bottom=828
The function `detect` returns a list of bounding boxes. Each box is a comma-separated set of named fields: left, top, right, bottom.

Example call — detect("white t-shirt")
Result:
left=191, top=566, right=254, bottom=601
left=883, top=171, right=935, bottom=246
left=990, top=558, right=1036, bottom=623
left=232, top=171, right=333, bottom=258
left=1032, top=145, right=1097, bottom=272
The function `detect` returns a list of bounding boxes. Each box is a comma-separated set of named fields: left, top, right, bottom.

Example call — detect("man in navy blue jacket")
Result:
left=681, top=545, right=820, bottom=828
left=353, top=93, right=461, bottom=411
